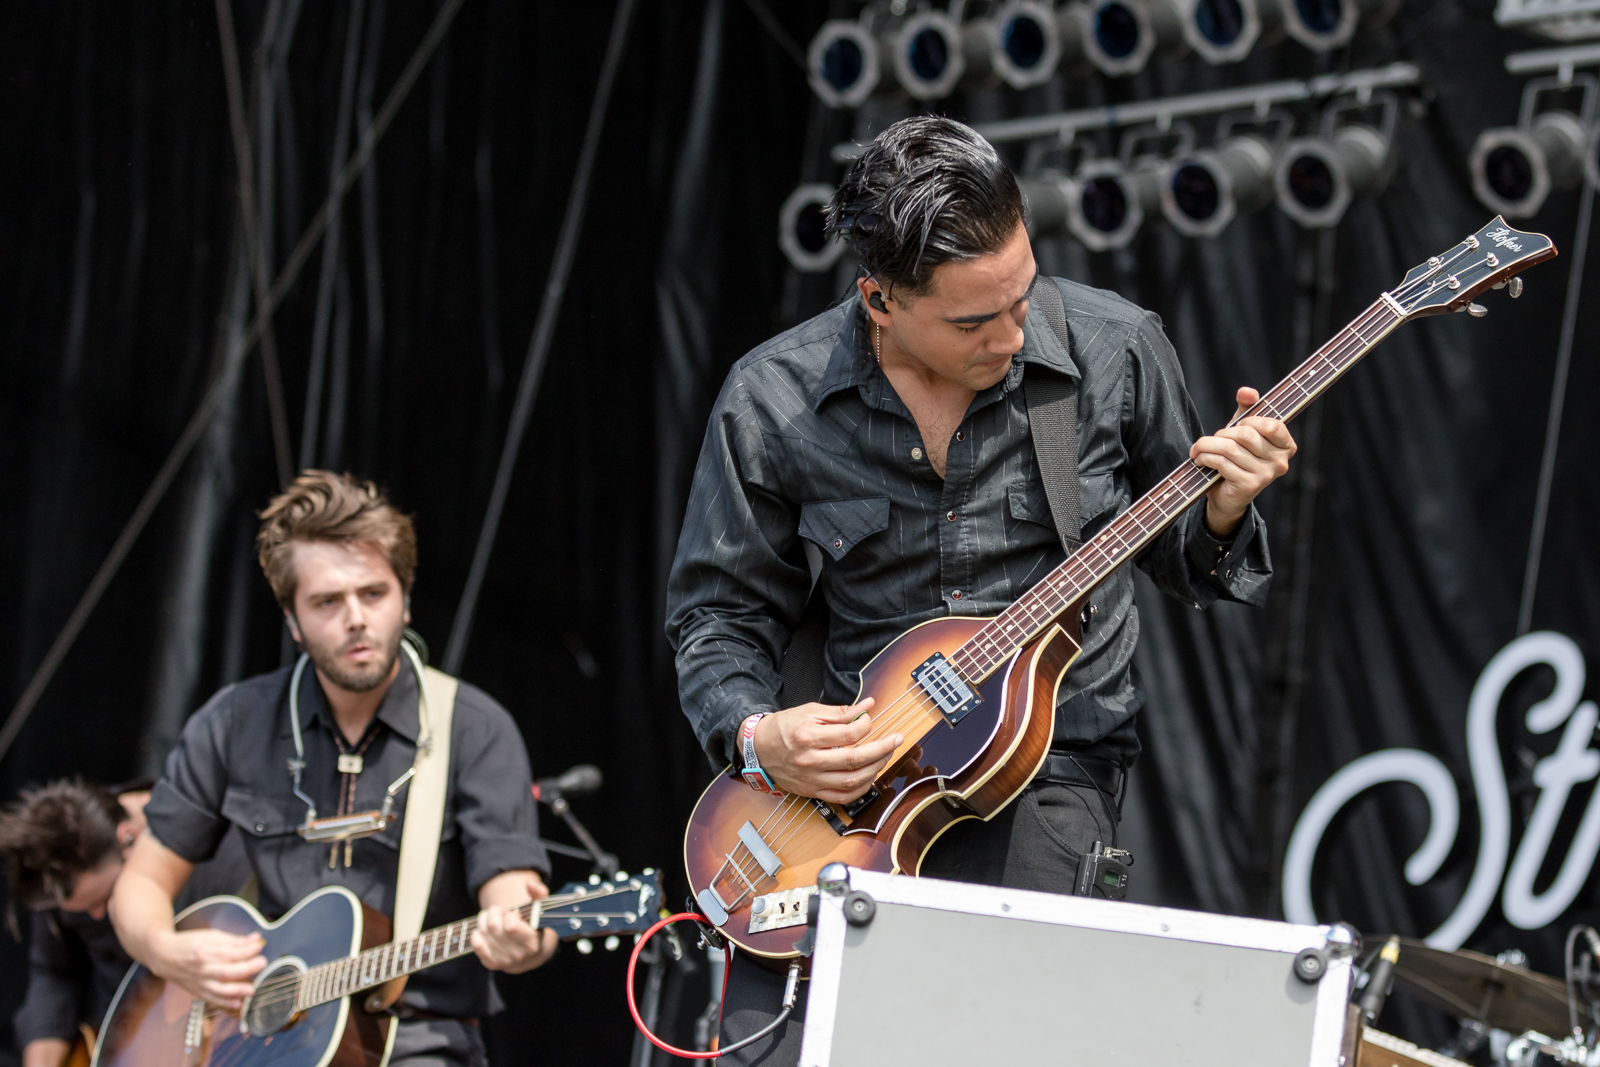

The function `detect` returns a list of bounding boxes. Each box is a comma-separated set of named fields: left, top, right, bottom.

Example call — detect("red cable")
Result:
left=627, top=912, right=732, bottom=1060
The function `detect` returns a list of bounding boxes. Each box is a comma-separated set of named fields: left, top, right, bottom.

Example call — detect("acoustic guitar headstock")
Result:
left=541, top=869, right=662, bottom=950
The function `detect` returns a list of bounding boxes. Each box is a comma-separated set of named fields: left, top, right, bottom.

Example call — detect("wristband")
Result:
left=740, top=714, right=782, bottom=796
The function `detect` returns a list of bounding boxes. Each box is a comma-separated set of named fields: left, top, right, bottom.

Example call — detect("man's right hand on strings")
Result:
left=752, top=698, right=902, bottom=803
left=147, top=928, right=267, bottom=1012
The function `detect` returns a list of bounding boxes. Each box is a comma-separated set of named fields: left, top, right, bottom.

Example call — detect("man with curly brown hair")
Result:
left=111, top=471, right=555, bottom=1067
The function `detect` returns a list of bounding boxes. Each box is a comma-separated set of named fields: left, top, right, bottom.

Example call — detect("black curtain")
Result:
left=3, top=0, right=1599, bottom=1061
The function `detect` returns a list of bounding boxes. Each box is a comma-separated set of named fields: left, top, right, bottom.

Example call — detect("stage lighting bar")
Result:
left=831, top=63, right=1421, bottom=159
left=1505, top=40, right=1600, bottom=77
left=1469, top=74, right=1594, bottom=217
left=778, top=184, right=846, bottom=273
left=1496, top=0, right=1600, bottom=40
left=1275, top=92, right=1397, bottom=228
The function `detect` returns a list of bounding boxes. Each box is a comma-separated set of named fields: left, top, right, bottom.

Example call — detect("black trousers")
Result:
left=716, top=779, right=1119, bottom=1066
left=389, top=1018, right=486, bottom=1067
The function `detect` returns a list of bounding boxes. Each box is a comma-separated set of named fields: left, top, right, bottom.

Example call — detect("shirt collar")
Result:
left=812, top=284, right=1080, bottom=412
left=813, top=297, right=877, bottom=411
left=281, top=653, right=423, bottom=744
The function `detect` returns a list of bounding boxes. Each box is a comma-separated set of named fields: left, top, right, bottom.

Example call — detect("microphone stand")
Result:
left=532, top=782, right=693, bottom=1067
left=543, top=793, right=618, bottom=879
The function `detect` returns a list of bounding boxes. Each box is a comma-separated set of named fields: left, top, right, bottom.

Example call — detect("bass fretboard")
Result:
left=947, top=295, right=1404, bottom=683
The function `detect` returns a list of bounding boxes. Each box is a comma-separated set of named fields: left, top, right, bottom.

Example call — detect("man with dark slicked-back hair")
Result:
left=666, top=116, right=1297, bottom=1062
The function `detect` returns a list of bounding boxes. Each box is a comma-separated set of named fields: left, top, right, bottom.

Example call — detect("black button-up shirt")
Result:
left=145, top=662, right=547, bottom=1019
left=666, top=279, right=1272, bottom=770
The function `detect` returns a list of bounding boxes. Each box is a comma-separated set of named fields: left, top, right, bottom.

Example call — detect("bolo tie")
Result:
left=328, top=726, right=381, bottom=869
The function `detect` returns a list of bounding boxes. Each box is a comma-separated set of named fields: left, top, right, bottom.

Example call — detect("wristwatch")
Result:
left=740, top=713, right=783, bottom=795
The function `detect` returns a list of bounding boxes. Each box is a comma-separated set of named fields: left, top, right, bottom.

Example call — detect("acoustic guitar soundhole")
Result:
left=241, top=958, right=306, bottom=1037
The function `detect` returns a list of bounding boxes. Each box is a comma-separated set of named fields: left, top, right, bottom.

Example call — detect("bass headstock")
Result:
left=1390, top=216, right=1557, bottom=319
left=541, top=868, right=663, bottom=949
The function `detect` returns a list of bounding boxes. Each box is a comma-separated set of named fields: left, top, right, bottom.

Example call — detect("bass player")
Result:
left=664, top=115, right=1297, bottom=1062
left=111, top=471, right=557, bottom=1067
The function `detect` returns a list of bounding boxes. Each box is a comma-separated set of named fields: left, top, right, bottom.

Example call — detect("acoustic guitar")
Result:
left=684, top=217, right=1557, bottom=961
left=91, top=870, right=661, bottom=1067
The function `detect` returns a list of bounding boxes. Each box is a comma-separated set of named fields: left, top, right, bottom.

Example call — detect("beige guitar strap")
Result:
left=363, top=660, right=457, bottom=1017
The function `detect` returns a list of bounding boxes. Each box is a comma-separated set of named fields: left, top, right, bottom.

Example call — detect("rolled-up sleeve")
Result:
left=13, top=913, right=82, bottom=1047
left=665, top=373, right=813, bottom=769
left=1123, top=312, right=1272, bottom=609
left=144, top=689, right=236, bottom=864
left=450, top=688, right=548, bottom=894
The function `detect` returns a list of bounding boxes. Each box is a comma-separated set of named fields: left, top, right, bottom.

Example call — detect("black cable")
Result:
left=443, top=0, right=639, bottom=673
left=716, top=1006, right=796, bottom=1057
left=1068, top=754, right=1120, bottom=848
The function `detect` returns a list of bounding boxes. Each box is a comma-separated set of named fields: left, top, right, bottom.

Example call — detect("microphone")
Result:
left=1357, top=936, right=1401, bottom=1025
left=533, top=764, right=603, bottom=803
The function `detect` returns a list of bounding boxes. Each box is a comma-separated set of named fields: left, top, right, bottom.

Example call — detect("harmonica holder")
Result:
left=285, top=640, right=432, bottom=844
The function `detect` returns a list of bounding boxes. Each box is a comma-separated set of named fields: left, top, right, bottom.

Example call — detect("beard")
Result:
left=302, top=624, right=403, bottom=693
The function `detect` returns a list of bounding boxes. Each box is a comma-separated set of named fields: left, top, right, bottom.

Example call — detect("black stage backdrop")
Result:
left=2, top=0, right=1599, bottom=1062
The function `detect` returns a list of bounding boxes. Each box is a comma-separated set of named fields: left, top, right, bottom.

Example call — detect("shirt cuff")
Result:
left=1186, top=502, right=1256, bottom=572
left=704, top=698, right=780, bottom=771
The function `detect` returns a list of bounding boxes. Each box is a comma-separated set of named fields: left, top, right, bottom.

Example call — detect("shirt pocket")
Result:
left=221, top=787, right=306, bottom=838
left=797, top=496, right=904, bottom=618
left=1008, top=475, right=1121, bottom=545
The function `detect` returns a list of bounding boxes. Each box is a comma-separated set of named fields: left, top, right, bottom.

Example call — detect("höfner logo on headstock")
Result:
left=1284, top=632, right=1597, bottom=949
left=1486, top=226, right=1526, bottom=252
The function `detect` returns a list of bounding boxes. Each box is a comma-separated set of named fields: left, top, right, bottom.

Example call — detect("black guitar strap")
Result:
left=1022, top=276, right=1083, bottom=554
left=777, top=282, right=1080, bottom=707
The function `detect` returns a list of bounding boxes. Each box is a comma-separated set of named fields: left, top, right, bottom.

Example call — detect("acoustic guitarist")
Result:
left=664, top=116, right=1298, bottom=1062
left=0, top=780, right=249, bottom=1067
left=110, top=471, right=557, bottom=1067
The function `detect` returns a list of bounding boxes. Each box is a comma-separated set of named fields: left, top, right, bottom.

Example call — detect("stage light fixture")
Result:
left=1275, top=93, right=1396, bottom=228
left=1070, top=159, right=1163, bottom=249
left=988, top=0, right=1071, bottom=88
left=1160, top=131, right=1277, bottom=237
left=807, top=20, right=880, bottom=109
left=1079, top=0, right=1186, bottom=76
left=778, top=184, right=845, bottom=273
left=1270, top=0, right=1399, bottom=53
left=1177, top=0, right=1263, bottom=64
left=885, top=10, right=972, bottom=100
left=1470, top=76, right=1592, bottom=218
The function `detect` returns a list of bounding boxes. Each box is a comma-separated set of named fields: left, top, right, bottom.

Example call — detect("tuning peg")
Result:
left=605, top=936, right=620, bottom=951
left=576, top=939, right=593, bottom=954
left=1509, top=276, right=1523, bottom=298
left=1467, top=303, right=1488, bottom=317
left=616, top=870, right=629, bottom=881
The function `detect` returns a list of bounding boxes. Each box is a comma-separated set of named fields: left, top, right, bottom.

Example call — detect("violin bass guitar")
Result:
left=92, top=871, right=661, bottom=1067
left=683, top=217, right=1557, bottom=962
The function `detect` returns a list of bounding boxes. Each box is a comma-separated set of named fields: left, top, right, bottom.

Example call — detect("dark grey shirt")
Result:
left=144, top=662, right=547, bottom=1019
left=666, top=279, right=1272, bottom=769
